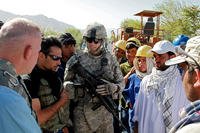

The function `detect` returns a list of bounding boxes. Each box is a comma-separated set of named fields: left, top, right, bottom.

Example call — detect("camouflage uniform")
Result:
left=0, top=59, right=35, bottom=118
left=64, top=23, right=125, bottom=133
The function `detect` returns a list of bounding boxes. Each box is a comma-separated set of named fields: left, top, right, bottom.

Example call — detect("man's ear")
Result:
left=169, top=54, right=176, bottom=59
left=24, top=45, right=32, bottom=60
left=194, top=69, right=200, bottom=89
left=38, top=51, right=45, bottom=59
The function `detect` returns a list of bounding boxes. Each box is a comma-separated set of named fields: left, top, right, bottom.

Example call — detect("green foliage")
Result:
left=155, top=0, right=200, bottom=40
left=182, top=6, right=200, bottom=36
left=64, top=27, right=83, bottom=49
left=120, top=18, right=141, bottom=29
left=42, top=28, right=60, bottom=37
left=41, top=27, right=83, bottom=49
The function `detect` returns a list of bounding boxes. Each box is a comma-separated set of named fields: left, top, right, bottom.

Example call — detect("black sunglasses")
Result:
left=47, top=54, right=62, bottom=61
left=86, top=38, right=101, bottom=44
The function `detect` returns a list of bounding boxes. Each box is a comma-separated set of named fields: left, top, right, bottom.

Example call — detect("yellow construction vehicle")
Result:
left=114, top=10, right=164, bottom=46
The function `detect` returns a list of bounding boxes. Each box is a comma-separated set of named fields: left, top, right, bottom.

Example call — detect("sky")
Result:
left=0, top=0, right=199, bottom=30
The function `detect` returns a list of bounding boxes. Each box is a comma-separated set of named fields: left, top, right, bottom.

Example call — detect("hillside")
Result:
left=0, top=10, right=74, bottom=32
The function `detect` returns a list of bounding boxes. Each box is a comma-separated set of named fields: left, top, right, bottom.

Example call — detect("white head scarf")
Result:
left=133, top=57, right=155, bottom=79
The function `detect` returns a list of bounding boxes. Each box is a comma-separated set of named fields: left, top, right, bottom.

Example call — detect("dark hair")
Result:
left=40, top=36, right=62, bottom=55
left=167, top=51, right=175, bottom=56
left=126, top=42, right=139, bottom=50
left=147, top=17, right=153, bottom=22
left=59, top=33, right=76, bottom=46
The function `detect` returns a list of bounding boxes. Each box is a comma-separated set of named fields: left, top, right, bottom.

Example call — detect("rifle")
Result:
left=68, top=55, right=127, bottom=131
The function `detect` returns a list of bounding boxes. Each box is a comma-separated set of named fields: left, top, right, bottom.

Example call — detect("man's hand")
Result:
left=59, top=90, right=69, bottom=106
left=62, top=127, right=69, bottom=133
left=124, top=66, right=135, bottom=84
left=128, top=102, right=133, bottom=109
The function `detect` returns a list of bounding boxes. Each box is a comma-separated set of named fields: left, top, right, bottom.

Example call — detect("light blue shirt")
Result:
left=0, top=85, right=41, bottom=133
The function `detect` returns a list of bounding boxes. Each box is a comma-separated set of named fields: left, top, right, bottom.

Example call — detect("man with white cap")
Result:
left=133, top=40, right=189, bottom=133
left=166, top=36, right=200, bottom=133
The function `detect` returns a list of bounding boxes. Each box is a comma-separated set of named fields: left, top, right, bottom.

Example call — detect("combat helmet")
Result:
left=83, top=22, right=107, bottom=40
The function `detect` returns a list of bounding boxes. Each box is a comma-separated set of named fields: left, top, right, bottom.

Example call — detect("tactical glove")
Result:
left=96, top=83, right=118, bottom=96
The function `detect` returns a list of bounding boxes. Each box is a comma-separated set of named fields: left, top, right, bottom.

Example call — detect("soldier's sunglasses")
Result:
left=86, top=38, right=100, bottom=44
left=47, top=54, right=62, bottom=61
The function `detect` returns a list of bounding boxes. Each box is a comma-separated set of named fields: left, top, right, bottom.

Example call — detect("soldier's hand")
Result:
left=59, top=90, right=69, bottom=106
left=96, top=84, right=111, bottom=96
left=96, top=82, right=119, bottom=96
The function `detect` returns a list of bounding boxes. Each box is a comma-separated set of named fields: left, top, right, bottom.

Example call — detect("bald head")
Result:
left=0, top=18, right=42, bottom=74
left=0, top=18, right=41, bottom=45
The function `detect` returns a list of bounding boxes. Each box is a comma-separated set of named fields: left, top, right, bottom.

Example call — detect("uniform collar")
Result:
left=0, top=59, right=17, bottom=77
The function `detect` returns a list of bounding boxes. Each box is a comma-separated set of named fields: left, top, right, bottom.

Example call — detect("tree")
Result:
left=182, top=6, right=200, bottom=36
left=64, top=27, right=83, bottom=49
left=155, top=0, right=200, bottom=40
left=41, top=27, right=83, bottom=49
left=120, top=18, right=141, bottom=30
left=117, top=19, right=141, bottom=41
left=42, top=28, right=60, bottom=37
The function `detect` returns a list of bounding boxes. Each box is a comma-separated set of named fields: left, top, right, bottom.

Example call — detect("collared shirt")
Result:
left=170, top=100, right=200, bottom=133
left=0, top=59, right=40, bottom=132
left=120, top=61, right=133, bottom=76
left=0, top=59, right=34, bottom=114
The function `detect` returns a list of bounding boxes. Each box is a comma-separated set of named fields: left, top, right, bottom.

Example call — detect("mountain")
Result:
left=0, top=10, right=74, bottom=32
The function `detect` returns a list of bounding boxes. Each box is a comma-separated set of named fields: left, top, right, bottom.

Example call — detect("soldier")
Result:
left=0, top=18, right=42, bottom=132
left=23, top=37, right=70, bottom=133
left=64, top=22, right=125, bottom=133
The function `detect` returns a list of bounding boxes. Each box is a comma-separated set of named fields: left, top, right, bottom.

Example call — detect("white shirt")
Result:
left=134, top=66, right=189, bottom=133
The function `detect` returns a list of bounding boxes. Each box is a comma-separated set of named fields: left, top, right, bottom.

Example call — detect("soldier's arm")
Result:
left=63, top=55, right=77, bottom=99
left=32, top=90, right=68, bottom=125
left=112, top=55, right=125, bottom=94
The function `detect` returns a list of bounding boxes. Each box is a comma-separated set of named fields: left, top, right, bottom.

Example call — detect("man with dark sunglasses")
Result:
left=64, top=22, right=124, bottom=133
left=166, top=36, right=200, bottom=133
left=23, top=37, right=71, bottom=133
